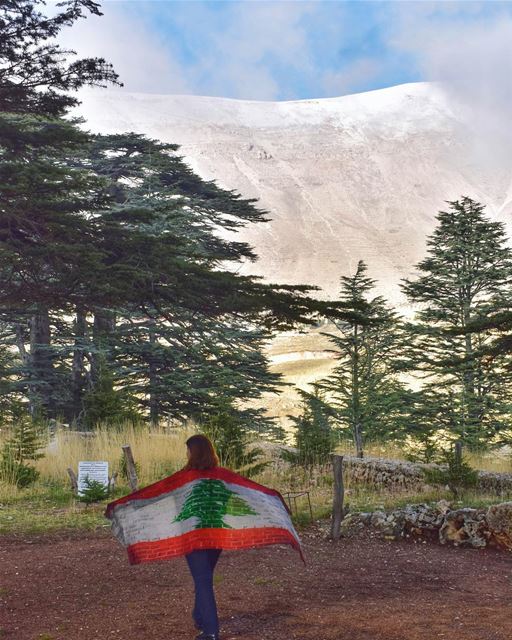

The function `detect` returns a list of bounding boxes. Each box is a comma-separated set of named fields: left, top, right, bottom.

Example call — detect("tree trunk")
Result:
left=148, top=321, right=159, bottom=427
left=14, top=322, right=30, bottom=369
left=354, top=425, right=364, bottom=459
left=331, top=454, right=345, bottom=540
left=462, top=300, right=480, bottom=442
left=71, top=309, right=87, bottom=423
left=352, top=324, right=364, bottom=458
left=15, top=322, right=35, bottom=415
left=29, top=307, right=54, bottom=417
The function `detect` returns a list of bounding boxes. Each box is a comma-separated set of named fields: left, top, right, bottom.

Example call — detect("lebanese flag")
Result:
left=105, top=467, right=304, bottom=564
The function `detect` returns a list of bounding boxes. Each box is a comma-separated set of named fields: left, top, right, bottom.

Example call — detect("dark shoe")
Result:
left=195, top=634, right=219, bottom=640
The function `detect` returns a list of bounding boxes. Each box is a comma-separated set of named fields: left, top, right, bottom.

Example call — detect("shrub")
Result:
left=0, top=457, right=40, bottom=488
left=202, top=406, right=268, bottom=477
left=0, top=416, right=44, bottom=488
left=287, top=387, right=335, bottom=467
left=79, top=476, right=109, bottom=504
left=81, top=360, right=140, bottom=429
left=424, top=448, right=478, bottom=498
left=404, top=434, right=443, bottom=463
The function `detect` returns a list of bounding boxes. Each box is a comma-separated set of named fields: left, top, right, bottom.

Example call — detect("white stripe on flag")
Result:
left=110, top=480, right=300, bottom=548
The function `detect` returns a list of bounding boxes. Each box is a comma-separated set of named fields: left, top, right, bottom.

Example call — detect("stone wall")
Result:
left=341, top=455, right=512, bottom=496
left=339, top=500, right=512, bottom=551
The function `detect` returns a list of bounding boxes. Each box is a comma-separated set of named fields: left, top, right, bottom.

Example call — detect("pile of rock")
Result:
left=339, top=500, right=512, bottom=551
left=342, top=456, right=512, bottom=496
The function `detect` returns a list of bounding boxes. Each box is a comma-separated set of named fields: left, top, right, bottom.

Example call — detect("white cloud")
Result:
left=170, top=1, right=319, bottom=100
left=388, top=4, right=512, bottom=164
left=57, top=0, right=326, bottom=101
left=58, top=2, right=191, bottom=95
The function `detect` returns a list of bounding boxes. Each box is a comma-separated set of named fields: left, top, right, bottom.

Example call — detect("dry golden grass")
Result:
left=0, top=420, right=510, bottom=517
left=333, top=439, right=512, bottom=473
left=0, top=421, right=510, bottom=534
left=37, top=423, right=193, bottom=485
left=465, top=451, right=512, bottom=474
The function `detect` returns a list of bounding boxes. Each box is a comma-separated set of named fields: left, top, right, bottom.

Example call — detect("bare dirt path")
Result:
left=1, top=526, right=511, bottom=640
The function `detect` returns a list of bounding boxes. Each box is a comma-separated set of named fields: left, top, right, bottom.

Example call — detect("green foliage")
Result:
left=424, top=449, right=479, bottom=498
left=0, top=112, right=115, bottom=419
left=0, top=0, right=120, bottom=117
left=203, top=405, right=268, bottom=476
left=81, top=358, right=140, bottom=429
left=402, top=197, right=512, bottom=448
left=0, top=71, right=320, bottom=433
left=398, top=388, right=454, bottom=462
left=320, top=261, right=409, bottom=456
left=79, top=477, right=109, bottom=504
left=118, top=453, right=141, bottom=482
left=0, top=458, right=39, bottom=489
left=404, top=434, right=444, bottom=464
left=0, top=2, right=325, bottom=433
left=287, top=386, right=335, bottom=466
left=1, top=414, right=44, bottom=462
left=80, top=133, right=318, bottom=432
left=0, top=416, right=44, bottom=487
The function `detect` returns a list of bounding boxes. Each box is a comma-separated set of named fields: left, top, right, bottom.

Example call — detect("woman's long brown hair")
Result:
left=183, top=434, right=219, bottom=471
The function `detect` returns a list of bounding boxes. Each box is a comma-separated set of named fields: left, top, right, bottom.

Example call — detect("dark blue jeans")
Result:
left=185, top=549, right=222, bottom=636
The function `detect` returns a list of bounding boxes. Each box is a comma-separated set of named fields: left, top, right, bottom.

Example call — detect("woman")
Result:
left=106, top=434, right=302, bottom=639
left=183, top=434, right=223, bottom=640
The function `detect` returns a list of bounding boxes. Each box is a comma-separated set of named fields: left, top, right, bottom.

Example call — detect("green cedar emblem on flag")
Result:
left=174, top=479, right=257, bottom=529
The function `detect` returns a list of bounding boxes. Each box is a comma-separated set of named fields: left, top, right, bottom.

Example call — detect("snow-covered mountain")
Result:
left=77, top=82, right=512, bottom=306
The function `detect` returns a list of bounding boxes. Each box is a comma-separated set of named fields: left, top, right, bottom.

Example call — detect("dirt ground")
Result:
left=1, top=526, right=511, bottom=640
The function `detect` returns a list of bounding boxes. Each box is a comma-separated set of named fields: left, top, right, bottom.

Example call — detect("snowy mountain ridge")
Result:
left=77, top=82, right=512, bottom=306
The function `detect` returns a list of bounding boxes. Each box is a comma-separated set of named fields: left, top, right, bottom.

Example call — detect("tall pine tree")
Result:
left=402, top=197, right=512, bottom=448
left=71, top=132, right=320, bottom=430
left=321, top=261, right=407, bottom=457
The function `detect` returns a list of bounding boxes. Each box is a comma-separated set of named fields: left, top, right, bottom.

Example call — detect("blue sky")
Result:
left=62, top=1, right=512, bottom=102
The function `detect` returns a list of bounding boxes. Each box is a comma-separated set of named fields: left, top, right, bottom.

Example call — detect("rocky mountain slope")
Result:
left=77, top=82, right=512, bottom=307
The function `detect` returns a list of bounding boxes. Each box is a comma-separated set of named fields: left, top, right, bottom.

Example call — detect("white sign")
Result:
left=78, top=461, right=109, bottom=496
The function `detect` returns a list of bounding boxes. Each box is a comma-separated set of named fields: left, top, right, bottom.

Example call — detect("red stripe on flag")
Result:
left=105, top=467, right=289, bottom=518
left=125, top=526, right=304, bottom=564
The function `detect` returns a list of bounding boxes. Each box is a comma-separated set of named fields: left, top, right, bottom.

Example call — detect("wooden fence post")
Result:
left=331, top=454, right=345, bottom=540
left=108, top=471, right=119, bottom=495
left=122, top=444, right=139, bottom=492
left=67, top=467, right=78, bottom=494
